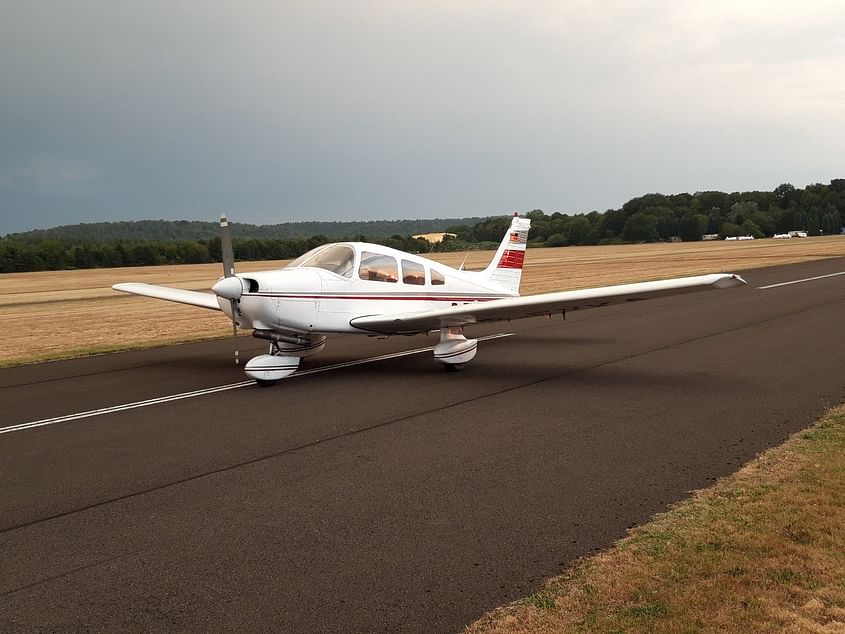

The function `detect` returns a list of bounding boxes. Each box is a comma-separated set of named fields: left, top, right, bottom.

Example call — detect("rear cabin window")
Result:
left=431, top=269, right=445, bottom=285
left=401, top=259, right=425, bottom=285
left=359, top=252, right=398, bottom=283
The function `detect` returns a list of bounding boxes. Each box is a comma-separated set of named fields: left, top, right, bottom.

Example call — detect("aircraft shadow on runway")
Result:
left=241, top=354, right=746, bottom=392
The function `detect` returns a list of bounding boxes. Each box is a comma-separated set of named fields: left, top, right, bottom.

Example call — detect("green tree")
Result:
left=40, top=240, right=67, bottom=269
left=740, top=220, right=764, bottom=238
left=644, top=206, right=677, bottom=240
left=774, top=183, right=796, bottom=208
left=567, top=216, right=595, bottom=245
left=545, top=233, right=566, bottom=247
left=807, top=211, right=821, bottom=236
left=601, top=208, right=628, bottom=237
left=678, top=214, right=703, bottom=241
left=622, top=213, right=658, bottom=243
left=720, top=222, right=741, bottom=238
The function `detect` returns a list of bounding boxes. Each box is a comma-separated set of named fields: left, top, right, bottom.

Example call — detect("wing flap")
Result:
left=349, top=273, right=746, bottom=334
left=113, top=283, right=222, bottom=311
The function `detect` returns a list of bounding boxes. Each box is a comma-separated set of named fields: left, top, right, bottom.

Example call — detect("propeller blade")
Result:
left=218, top=213, right=239, bottom=365
left=220, top=213, right=235, bottom=278
left=231, top=300, right=239, bottom=366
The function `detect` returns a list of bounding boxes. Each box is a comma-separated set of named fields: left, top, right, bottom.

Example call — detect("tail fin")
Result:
left=481, top=213, right=532, bottom=294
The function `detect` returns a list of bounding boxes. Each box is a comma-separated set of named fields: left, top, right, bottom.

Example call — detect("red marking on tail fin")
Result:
left=497, top=249, right=525, bottom=269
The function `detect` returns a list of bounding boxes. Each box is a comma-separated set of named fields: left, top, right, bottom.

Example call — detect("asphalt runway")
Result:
left=2, top=257, right=844, bottom=633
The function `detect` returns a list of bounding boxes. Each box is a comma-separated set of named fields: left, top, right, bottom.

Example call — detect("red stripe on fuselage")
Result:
left=497, top=249, right=525, bottom=269
left=244, top=294, right=506, bottom=302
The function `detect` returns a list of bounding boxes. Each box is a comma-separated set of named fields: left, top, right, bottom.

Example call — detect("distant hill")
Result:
left=5, top=217, right=489, bottom=242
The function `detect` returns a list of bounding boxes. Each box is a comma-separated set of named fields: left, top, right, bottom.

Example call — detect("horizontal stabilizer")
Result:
left=113, top=283, right=222, bottom=311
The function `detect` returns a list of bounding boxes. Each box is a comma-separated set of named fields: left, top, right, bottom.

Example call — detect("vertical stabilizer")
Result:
left=481, top=213, right=532, bottom=294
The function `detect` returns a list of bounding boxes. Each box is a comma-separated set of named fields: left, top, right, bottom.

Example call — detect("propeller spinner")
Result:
left=211, top=275, right=243, bottom=301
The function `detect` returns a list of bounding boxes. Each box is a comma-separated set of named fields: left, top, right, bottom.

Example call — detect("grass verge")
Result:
left=466, top=407, right=845, bottom=633
left=0, top=332, right=239, bottom=368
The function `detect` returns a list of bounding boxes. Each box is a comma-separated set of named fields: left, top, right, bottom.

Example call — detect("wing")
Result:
left=349, top=273, right=746, bottom=334
left=113, top=283, right=222, bottom=311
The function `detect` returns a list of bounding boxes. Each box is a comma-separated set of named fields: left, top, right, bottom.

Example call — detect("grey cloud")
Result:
left=1, top=1, right=843, bottom=233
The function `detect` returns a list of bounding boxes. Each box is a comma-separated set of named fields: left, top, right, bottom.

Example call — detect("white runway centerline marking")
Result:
left=757, top=271, right=845, bottom=290
left=1, top=333, right=513, bottom=435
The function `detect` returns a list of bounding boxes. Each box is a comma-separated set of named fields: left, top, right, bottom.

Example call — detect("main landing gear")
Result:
left=433, top=327, right=477, bottom=371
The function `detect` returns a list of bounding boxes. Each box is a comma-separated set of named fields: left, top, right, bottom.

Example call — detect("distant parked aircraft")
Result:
left=115, top=214, right=746, bottom=386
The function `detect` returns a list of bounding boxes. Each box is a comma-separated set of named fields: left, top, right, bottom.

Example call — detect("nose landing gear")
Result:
left=245, top=334, right=327, bottom=386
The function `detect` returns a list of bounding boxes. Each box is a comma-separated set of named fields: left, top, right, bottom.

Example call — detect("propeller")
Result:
left=212, top=213, right=242, bottom=365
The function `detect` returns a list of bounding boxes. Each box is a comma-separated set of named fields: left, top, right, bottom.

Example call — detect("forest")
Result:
left=1, top=180, right=842, bottom=273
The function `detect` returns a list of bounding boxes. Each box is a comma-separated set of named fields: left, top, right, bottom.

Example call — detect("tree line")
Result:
left=1, top=180, right=842, bottom=274
left=439, top=180, right=844, bottom=250
left=0, top=234, right=436, bottom=273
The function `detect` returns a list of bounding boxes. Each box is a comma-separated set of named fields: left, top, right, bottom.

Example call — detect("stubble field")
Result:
left=1, top=236, right=843, bottom=366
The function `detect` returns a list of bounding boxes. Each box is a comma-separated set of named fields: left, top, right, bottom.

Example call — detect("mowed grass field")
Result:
left=1, top=236, right=844, bottom=366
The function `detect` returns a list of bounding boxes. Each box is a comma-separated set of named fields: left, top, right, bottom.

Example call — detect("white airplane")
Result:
left=114, top=214, right=746, bottom=386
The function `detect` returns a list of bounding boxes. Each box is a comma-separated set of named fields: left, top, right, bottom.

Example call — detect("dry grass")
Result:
left=1, top=236, right=844, bottom=365
left=0, top=260, right=289, bottom=365
left=466, top=407, right=845, bottom=634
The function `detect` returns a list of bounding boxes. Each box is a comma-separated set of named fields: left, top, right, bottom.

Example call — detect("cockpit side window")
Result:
left=288, top=244, right=355, bottom=277
left=431, top=269, right=445, bottom=285
left=359, top=252, right=398, bottom=283
left=401, top=259, right=425, bottom=285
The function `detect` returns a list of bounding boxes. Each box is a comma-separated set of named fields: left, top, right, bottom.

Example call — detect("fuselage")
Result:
left=222, top=242, right=516, bottom=335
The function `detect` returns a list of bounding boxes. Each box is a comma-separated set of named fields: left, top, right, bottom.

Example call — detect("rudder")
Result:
left=481, top=213, right=532, bottom=294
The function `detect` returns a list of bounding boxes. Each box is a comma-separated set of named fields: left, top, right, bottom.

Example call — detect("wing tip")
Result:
left=715, top=273, right=747, bottom=288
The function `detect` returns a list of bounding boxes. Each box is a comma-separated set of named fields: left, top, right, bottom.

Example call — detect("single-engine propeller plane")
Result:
left=114, top=214, right=746, bottom=386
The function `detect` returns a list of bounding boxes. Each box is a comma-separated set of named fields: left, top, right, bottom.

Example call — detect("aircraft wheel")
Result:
left=444, top=363, right=464, bottom=372
left=255, top=379, right=278, bottom=387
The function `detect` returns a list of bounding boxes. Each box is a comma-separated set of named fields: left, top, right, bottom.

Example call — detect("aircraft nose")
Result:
left=212, top=276, right=244, bottom=301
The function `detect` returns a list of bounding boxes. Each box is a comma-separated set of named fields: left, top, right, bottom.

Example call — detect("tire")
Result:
left=255, top=379, right=277, bottom=387
left=444, top=363, right=464, bottom=372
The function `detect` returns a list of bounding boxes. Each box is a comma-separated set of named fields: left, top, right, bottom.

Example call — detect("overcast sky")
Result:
left=1, top=1, right=843, bottom=234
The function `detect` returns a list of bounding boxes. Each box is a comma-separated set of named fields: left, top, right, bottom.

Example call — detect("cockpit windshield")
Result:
left=286, top=244, right=355, bottom=277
